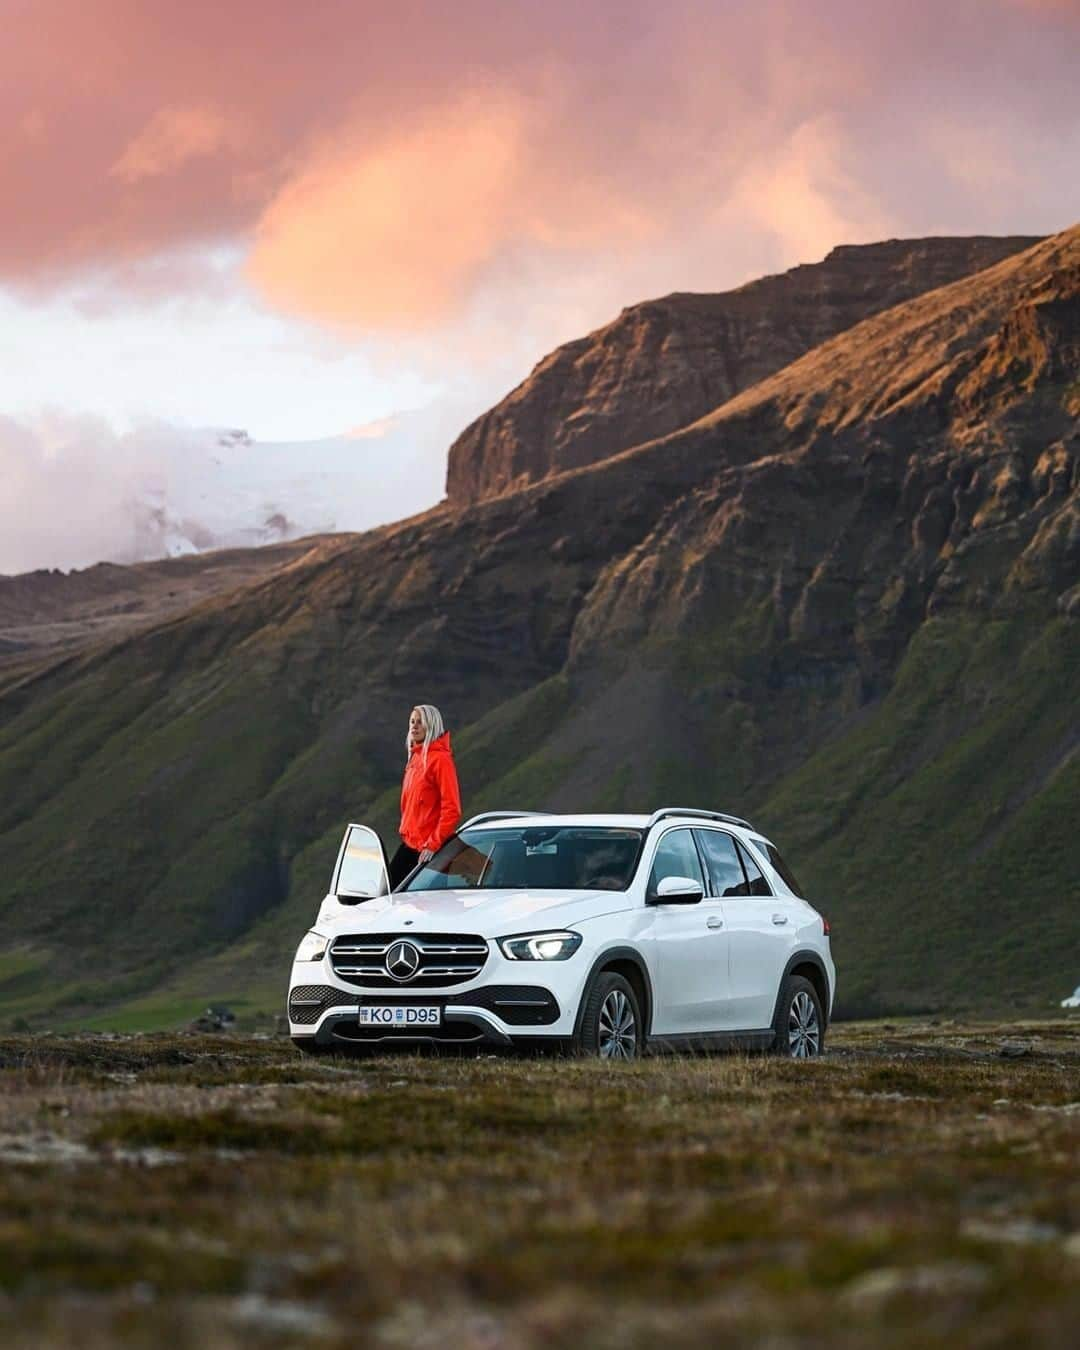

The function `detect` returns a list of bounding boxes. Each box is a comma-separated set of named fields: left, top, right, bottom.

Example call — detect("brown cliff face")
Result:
left=445, top=236, right=1043, bottom=506
left=558, top=230, right=1079, bottom=662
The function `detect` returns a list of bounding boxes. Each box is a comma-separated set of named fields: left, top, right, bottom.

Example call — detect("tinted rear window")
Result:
left=735, top=839, right=772, bottom=896
left=752, top=838, right=805, bottom=898
left=694, top=830, right=746, bottom=896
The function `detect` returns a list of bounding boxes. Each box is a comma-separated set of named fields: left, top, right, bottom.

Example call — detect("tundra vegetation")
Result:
left=1, top=1020, right=1077, bottom=1348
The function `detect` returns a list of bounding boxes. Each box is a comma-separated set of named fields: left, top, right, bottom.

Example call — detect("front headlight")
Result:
left=295, top=930, right=328, bottom=963
left=498, top=930, right=582, bottom=961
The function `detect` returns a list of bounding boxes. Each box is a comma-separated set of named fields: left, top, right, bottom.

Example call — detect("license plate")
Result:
left=358, top=1005, right=442, bottom=1027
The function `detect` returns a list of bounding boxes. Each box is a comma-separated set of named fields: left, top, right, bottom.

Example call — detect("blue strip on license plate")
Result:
left=358, top=1005, right=442, bottom=1026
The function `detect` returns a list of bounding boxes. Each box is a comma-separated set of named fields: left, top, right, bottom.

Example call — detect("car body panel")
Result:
left=644, top=899, right=731, bottom=1033
left=721, top=894, right=801, bottom=1029
left=316, top=887, right=634, bottom=934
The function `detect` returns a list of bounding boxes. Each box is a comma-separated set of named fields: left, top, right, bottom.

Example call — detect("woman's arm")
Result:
left=423, top=753, right=462, bottom=853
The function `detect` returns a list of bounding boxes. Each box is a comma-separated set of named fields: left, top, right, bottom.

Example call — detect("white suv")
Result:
left=287, top=808, right=835, bottom=1059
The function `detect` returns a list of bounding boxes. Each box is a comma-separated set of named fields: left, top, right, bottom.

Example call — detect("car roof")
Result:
left=463, top=812, right=767, bottom=838
left=477, top=813, right=652, bottom=829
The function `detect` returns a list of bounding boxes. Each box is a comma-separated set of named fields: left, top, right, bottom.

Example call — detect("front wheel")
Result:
left=575, top=972, right=644, bottom=1061
left=771, top=975, right=825, bottom=1059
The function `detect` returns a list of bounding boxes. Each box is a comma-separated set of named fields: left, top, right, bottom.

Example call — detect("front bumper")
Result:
left=287, top=982, right=569, bottom=1050
left=296, top=1007, right=516, bottom=1049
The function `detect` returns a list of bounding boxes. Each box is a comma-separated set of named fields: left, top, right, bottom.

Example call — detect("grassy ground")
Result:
left=0, top=1020, right=1077, bottom=1348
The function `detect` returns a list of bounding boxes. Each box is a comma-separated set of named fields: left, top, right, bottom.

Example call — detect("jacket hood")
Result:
left=410, top=731, right=451, bottom=756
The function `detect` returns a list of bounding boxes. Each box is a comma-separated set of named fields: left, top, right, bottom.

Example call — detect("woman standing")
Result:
left=388, top=704, right=462, bottom=889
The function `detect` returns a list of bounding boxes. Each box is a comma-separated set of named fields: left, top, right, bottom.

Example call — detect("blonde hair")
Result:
left=406, top=704, right=445, bottom=765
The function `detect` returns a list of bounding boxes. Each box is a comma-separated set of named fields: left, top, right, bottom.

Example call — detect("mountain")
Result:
left=446, top=236, right=1042, bottom=503
left=0, top=228, right=1076, bottom=1030
left=0, top=539, right=327, bottom=686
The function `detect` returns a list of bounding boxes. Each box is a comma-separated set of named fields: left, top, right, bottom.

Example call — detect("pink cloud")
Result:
left=1, top=0, right=1077, bottom=334
left=111, top=104, right=242, bottom=183
left=249, top=92, right=532, bottom=328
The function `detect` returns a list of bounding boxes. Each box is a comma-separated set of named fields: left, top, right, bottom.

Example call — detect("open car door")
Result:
left=330, top=823, right=390, bottom=903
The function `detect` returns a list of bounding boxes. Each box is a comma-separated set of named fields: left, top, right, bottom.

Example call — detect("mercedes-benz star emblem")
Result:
left=385, top=940, right=421, bottom=982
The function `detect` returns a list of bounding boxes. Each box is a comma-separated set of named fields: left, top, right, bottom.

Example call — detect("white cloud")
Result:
left=0, top=404, right=472, bottom=575
left=0, top=276, right=441, bottom=443
left=2, top=413, right=152, bottom=573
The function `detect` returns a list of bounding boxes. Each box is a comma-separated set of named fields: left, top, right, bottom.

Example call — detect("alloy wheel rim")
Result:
left=598, top=989, right=637, bottom=1060
left=788, top=990, right=820, bottom=1058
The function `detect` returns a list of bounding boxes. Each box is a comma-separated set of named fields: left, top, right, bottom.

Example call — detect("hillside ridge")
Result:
left=445, top=234, right=1043, bottom=504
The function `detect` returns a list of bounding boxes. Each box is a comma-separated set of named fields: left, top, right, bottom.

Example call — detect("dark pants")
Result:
left=388, top=841, right=421, bottom=890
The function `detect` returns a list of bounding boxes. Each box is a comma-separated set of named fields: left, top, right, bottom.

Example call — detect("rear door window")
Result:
left=735, top=839, right=772, bottom=896
left=694, top=830, right=748, bottom=896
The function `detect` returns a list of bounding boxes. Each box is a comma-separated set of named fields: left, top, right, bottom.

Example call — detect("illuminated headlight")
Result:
left=498, top=931, right=582, bottom=961
left=295, top=930, right=328, bottom=963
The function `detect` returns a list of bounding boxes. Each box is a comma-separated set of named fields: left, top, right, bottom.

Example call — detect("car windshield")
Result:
left=399, top=826, right=645, bottom=892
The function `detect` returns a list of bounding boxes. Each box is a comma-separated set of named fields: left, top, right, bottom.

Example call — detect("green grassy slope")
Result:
left=761, top=615, right=1079, bottom=1014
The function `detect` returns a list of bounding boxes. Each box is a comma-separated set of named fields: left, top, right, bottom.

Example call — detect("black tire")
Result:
left=575, top=972, right=644, bottom=1061
left=770, top=974, right=825, bottom=1059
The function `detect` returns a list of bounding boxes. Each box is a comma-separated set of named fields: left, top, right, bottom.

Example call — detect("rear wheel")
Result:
left=771, top=975, right=825, bottom=1059
left=575, top=972, right=644, bottom=1061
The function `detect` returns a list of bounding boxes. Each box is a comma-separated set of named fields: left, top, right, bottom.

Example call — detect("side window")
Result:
left=752, top=837, right=804, bottom=898
left=648, top=829, right=705, bottom=895
left=735, top=839, right=772, bottom=896
left=695, top=830, right=748, bottom=896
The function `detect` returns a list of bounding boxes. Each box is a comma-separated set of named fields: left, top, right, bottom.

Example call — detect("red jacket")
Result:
left=399, top=732, right=462, bottom=852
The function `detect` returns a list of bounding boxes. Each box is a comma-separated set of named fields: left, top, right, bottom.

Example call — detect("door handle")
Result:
left=706, top=915, right=723, bottom=929
left=771, top=913, right=788, bottom=926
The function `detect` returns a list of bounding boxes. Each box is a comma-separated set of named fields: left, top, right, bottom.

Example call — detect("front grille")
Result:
left=330, top=933, right=489, bottom=989
left=287, top=984, right=356, bottom=1026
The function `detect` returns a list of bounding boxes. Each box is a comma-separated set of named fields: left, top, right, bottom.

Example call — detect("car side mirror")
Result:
left=649, top=875, right=705, bottom=905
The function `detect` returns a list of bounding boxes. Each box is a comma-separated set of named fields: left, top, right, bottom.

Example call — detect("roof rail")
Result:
left=647, top=807, right=754, bottom=831
left=458, top=810, right=551, bottom=831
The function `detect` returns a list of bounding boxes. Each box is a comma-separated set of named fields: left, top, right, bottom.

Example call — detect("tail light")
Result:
left=822, top=917, right=831, bottom=938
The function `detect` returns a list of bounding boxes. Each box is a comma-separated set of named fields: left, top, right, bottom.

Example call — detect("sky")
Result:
left=2, top=0, right=1079, bottom=573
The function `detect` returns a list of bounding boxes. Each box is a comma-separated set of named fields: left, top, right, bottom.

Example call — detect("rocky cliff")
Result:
left=445, top=236, right=1042, bottom=504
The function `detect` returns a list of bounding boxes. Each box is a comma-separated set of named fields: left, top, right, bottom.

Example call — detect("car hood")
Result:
left=314, top=888, right=630, bottom=936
